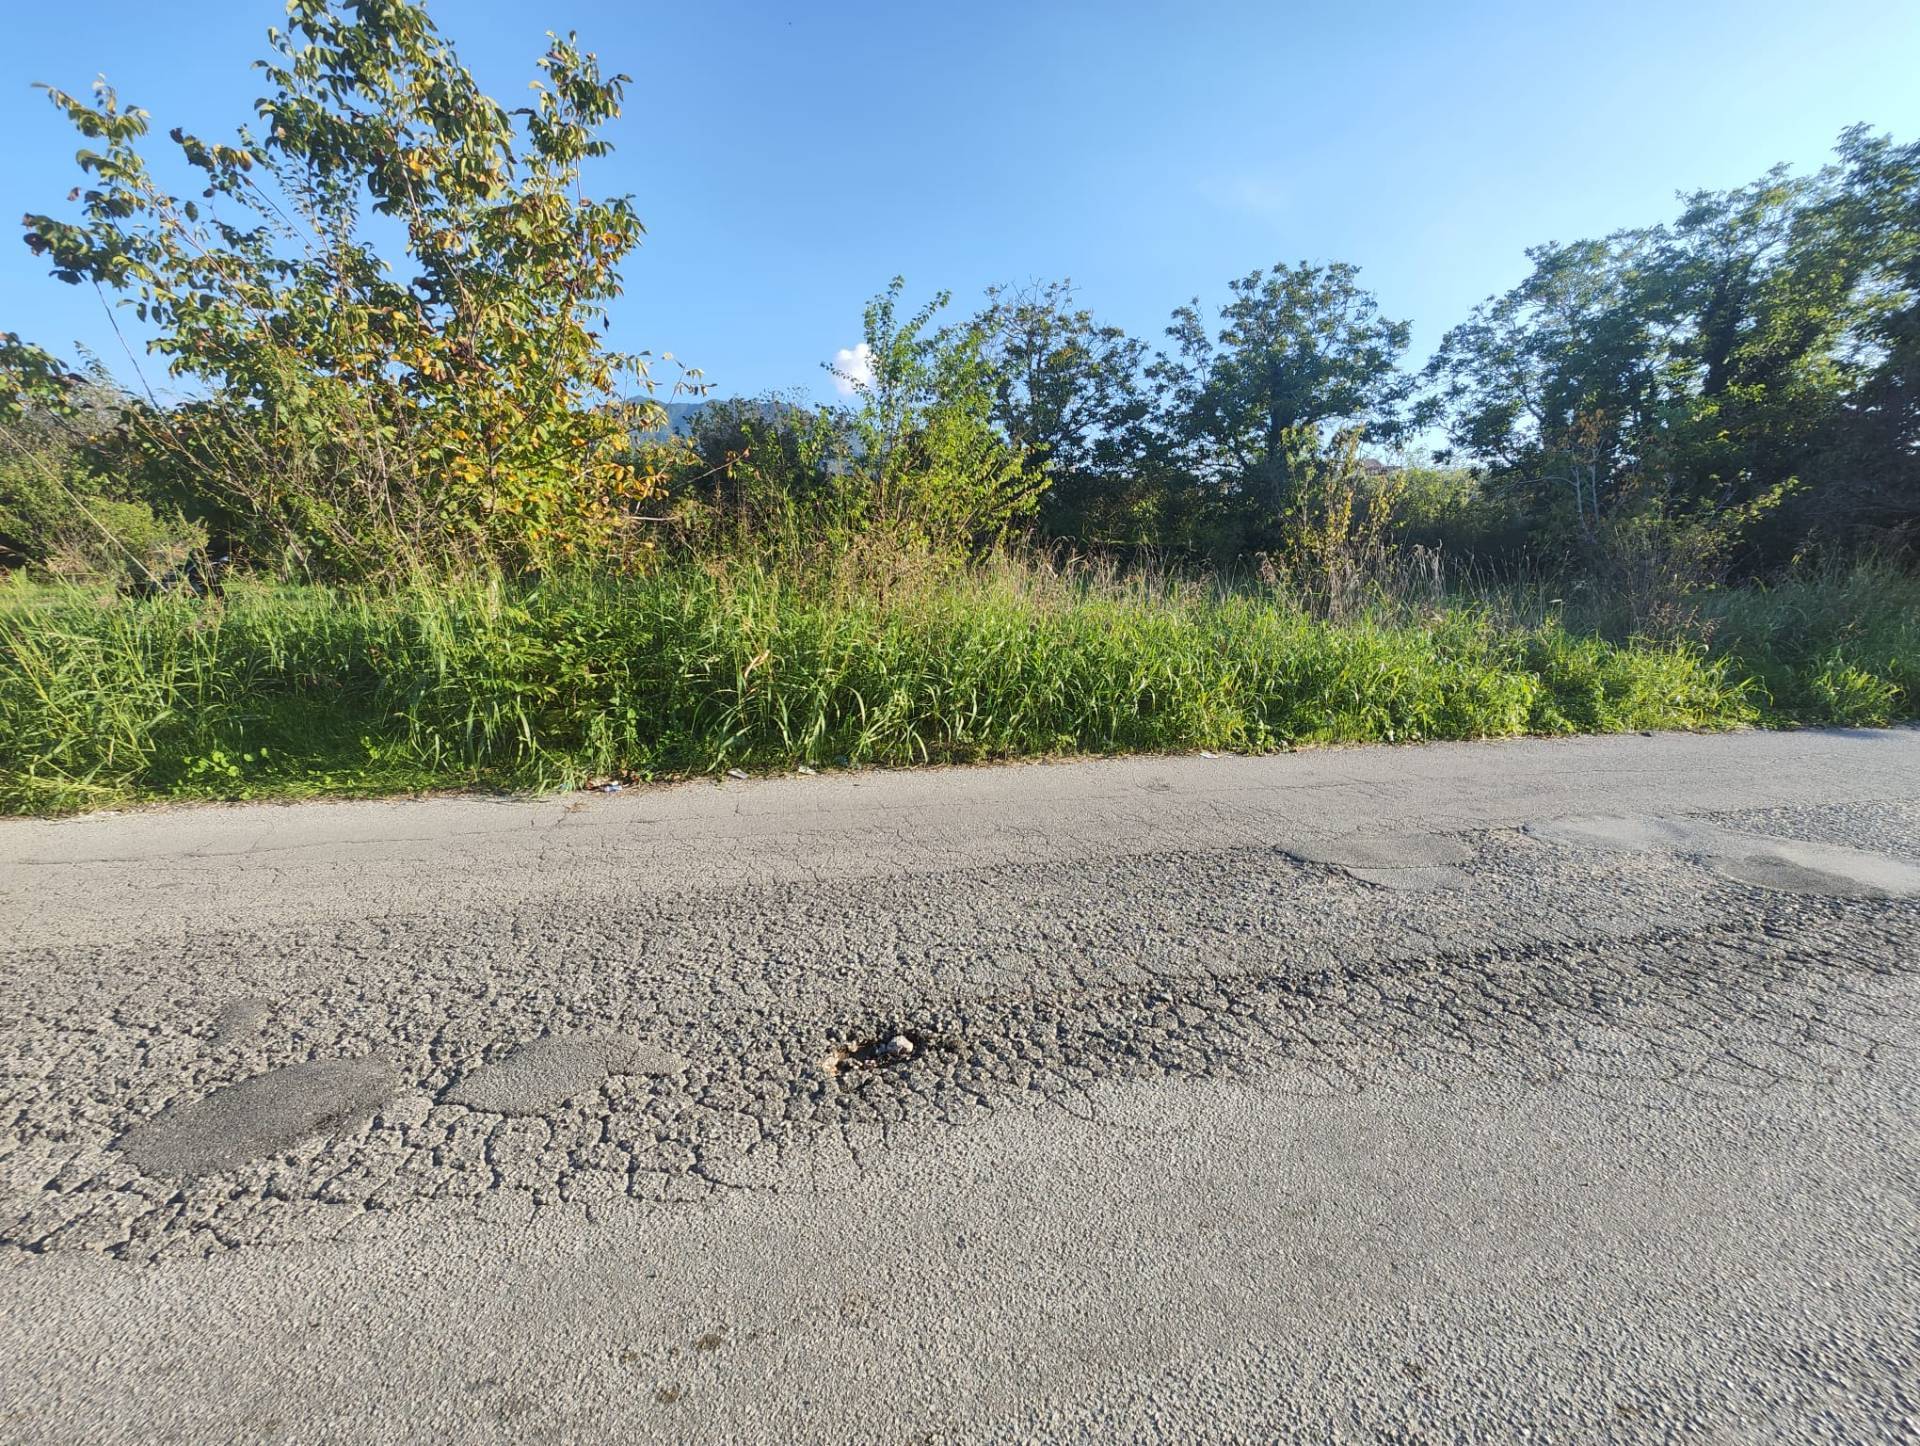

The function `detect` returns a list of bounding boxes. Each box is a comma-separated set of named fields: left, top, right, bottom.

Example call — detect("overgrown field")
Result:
left=2, top=560, right=1915, bottom=815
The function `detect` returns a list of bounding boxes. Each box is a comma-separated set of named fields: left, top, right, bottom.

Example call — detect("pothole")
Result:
left=821, top=1030, right=945, bottom=1085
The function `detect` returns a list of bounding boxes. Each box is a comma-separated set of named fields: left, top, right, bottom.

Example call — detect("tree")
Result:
left=1154, top=261, right=1413, bottom=523
left=1427, top=236, right=1663, bottom=540
left=973, top=281, right=1158, bottom=544
left=830, top=279, right=1033, bottom=552
left=1642, top=165, right=1874, bottom=530
left=1825, top=127, right=1920, bottom=551
left=20, top=0, right=674, bottom=576
left=1429, top=137, right=1904, bottom=559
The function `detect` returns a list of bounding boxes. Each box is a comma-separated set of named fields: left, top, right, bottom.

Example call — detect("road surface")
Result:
left=3, top=728, right=1918, bottom=1442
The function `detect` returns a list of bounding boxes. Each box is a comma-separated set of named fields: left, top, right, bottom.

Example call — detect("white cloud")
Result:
left=831, top=341, right=874, bottom=397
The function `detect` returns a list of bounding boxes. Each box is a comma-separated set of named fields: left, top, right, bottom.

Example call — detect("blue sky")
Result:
left=7, top=0, right=1920, bottom=410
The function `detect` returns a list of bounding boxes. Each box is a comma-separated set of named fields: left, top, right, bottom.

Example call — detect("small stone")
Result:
left=874, top=1035, right=915, bottom=1063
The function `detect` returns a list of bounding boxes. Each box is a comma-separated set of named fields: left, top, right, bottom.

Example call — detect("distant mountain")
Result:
left=624, top=399, right=710, bottom=439
left=626, top=397, right=805, bottom=441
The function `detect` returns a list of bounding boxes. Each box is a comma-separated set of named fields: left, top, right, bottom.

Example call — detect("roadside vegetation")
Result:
left=3, top=0, right=1918, bottom=814
left=5, top=559, right=1915, bottom=814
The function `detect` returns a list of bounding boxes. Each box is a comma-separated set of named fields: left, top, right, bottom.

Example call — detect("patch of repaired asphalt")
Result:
left=114, top=1054, right=401, bottom=1179
left=5, top=806, right=1918, bottom=1260
left=442, top=1031, right=686, bottom=1116
left=1282, top=833, right=1476, bottom=892
left=1524, top=815, right=1723, bottom=854
left=208, top=997, right=270, bottom=1044
left=1527, top=814, right=1920, bottom=899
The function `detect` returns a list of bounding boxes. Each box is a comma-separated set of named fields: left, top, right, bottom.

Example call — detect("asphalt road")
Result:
left=3, top=729, right=1918, bottom=1443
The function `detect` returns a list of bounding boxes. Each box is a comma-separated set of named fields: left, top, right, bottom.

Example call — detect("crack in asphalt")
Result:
left=4, top=805, right=1917, bottom=1262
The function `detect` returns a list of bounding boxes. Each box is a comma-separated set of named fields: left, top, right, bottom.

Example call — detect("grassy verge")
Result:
left=1, top=559, right=1914, bottom=816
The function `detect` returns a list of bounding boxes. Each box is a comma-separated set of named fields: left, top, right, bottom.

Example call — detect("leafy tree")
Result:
left=974, top=281, right=1159, bottom=544
left=830, top=279, right=1033, bottom=552
left=1426, top=236, right=1664, bottom=541
left=1431, top=132, right=1920, bottom=562
left=1642, top=166, right=1875, bottom=529
left=1154, top=261, right=1414, bottom=523
left=1826, top=127, right=1920, bottom=550
left=20, top=0, right=674, bottom=576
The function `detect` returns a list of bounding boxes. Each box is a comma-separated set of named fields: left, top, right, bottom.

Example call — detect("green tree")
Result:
left=1427, top=235, right=1663, bottom=541
left=21, top=0, right=674, bottom=576
left=1826, top=127, right=1920, bottom=551
left=1154, top=261, right=1414, bottom=528
left=1642, top=165, right=1874, bottom=530
left=974, top=280, right=1160, bottom=545
left=1431, top=132, right=1916, bottom=561
left=830, top=279, right=1033, bottom=552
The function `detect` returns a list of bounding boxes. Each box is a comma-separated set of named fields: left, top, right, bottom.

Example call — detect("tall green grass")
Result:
left=1, top=558, right=1912, bottom=815
left=1699, top=566, right=1920, bottom=726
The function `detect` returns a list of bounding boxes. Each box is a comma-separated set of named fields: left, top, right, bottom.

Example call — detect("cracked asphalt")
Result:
left=2, top=728, right=1918, bottom=1442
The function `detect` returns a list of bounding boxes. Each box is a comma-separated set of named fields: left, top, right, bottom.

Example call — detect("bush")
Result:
left=0, top=351, right=203, bottom=581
